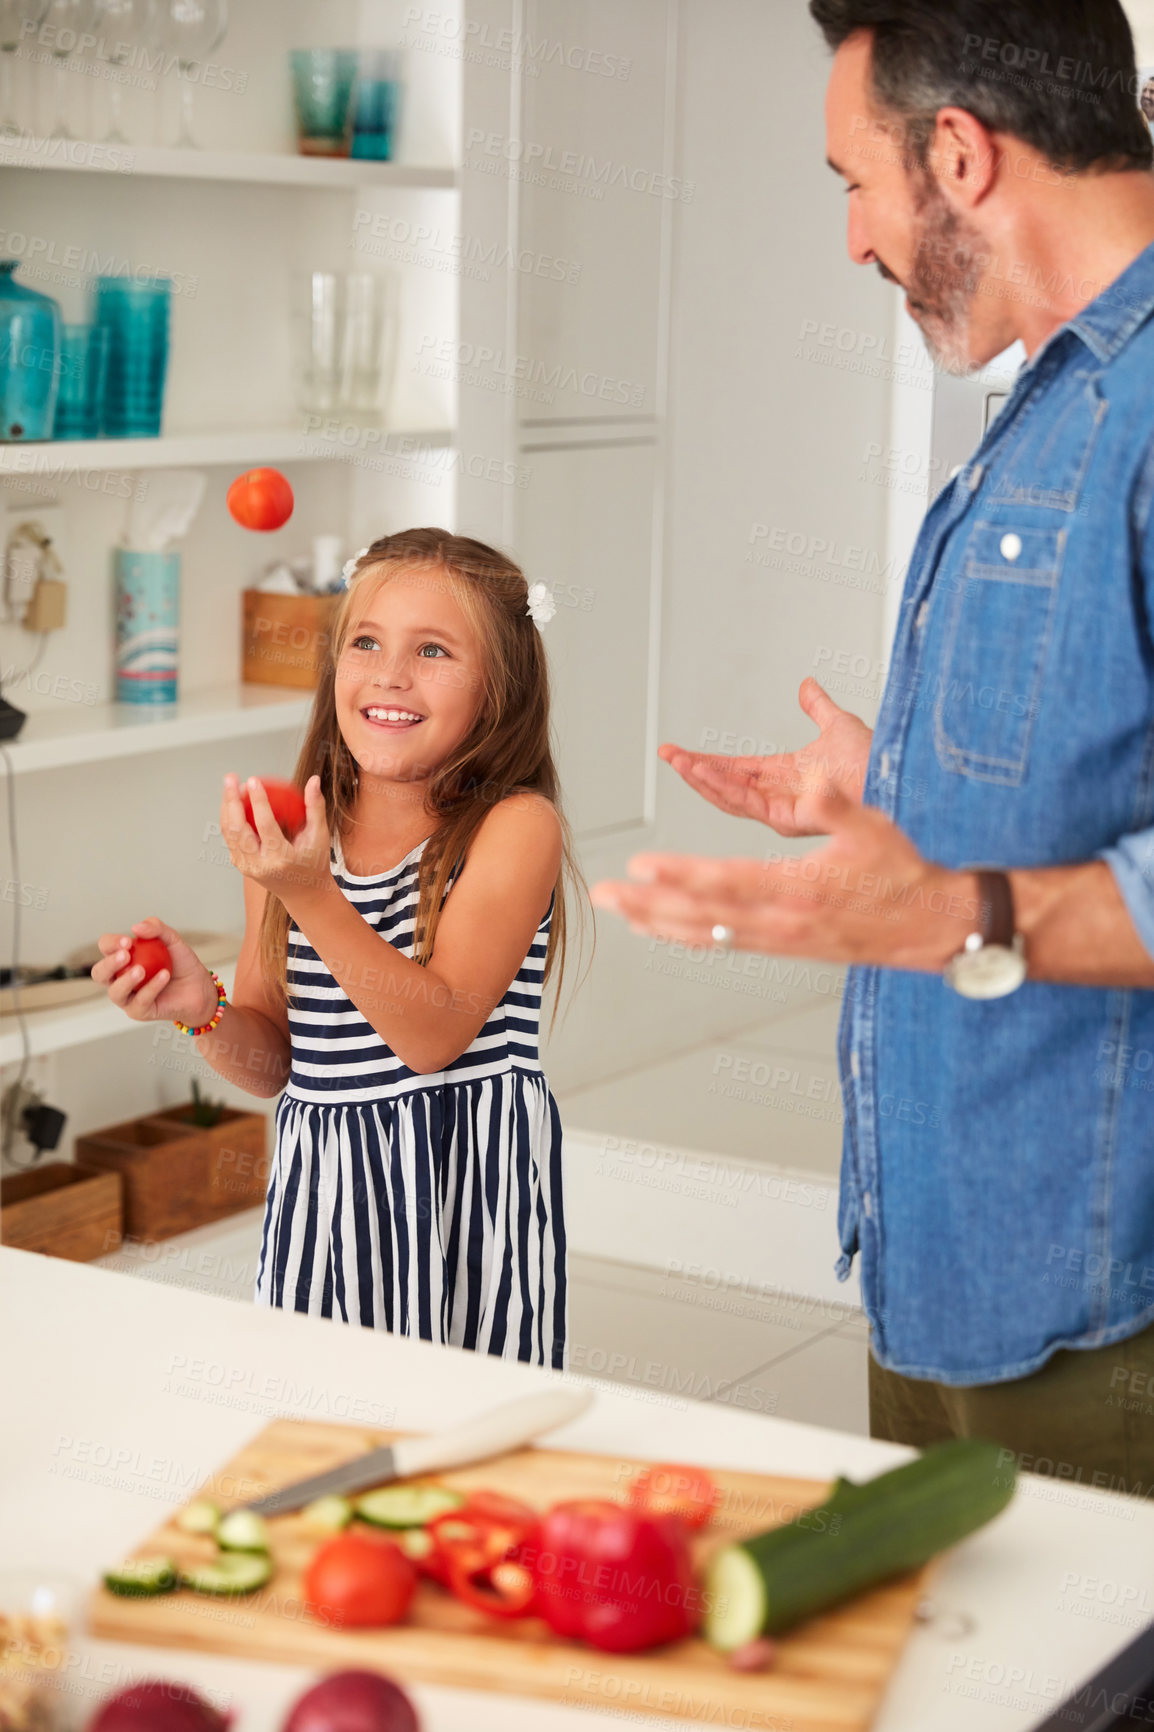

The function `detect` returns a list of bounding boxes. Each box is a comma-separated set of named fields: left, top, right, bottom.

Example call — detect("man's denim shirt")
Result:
left=836, top=238, right=1154, bottom=1385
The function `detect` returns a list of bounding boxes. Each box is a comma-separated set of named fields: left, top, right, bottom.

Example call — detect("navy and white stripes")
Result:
left=254, top=832, right=567, bottom=1369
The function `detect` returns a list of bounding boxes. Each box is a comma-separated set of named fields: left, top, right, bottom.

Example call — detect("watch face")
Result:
left=948, top=944, right=1027, bottom=1000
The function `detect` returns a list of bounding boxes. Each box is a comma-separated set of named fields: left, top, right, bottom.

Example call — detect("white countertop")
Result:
left=5, top=1245, right=1154, bottom=1732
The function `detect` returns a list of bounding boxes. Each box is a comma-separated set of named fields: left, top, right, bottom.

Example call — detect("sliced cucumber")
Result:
left=300, top=1494, right=353, bottom=1533
left=180, top=1553, right=272, bottom=1597
left=397, top=1527, right=434, bottom=1563
left=216, top=1509, right=269, bottom=1553
left=175, top=1498, right=222, bottom=1536
left=355, top=1483, right=465, bottom=1529
left=704, top=1437, right=1016, bottom=1649
left=103, top=1555, right=178, bottom=1597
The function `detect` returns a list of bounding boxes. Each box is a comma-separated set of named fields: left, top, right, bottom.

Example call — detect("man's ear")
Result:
left=927, top=105, right=999, bottom=207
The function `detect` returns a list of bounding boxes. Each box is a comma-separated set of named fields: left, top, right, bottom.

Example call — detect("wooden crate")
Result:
left=148, top=1105, right=269, bottom=1212
left=1, top=1161, right=122, bottom=1261
left=242, top=589, right=340, bottom=689
left=75, top=1115, right=206, bottom=1241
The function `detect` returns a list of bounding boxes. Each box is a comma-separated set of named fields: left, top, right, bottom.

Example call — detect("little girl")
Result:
left=93, top=529, right=583, bottom=1370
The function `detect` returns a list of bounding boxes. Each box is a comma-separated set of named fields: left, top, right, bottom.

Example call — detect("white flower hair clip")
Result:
left=526, top=581, right=556, bottom=628
left=341, top=547, right=370, bottom=588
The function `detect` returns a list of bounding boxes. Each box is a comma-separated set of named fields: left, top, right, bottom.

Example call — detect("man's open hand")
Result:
left=659, top=677, right=873, bottom=837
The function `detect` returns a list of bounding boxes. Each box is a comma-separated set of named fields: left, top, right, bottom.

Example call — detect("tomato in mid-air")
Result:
left=241, top=777, right=307, bottom=841
left=123, top=936, right=172, bottom=985
left=302, top=1530, right=417, bottom=1629
left=627, top=1462, right=719, bottom=1529
left=226, top=467, right=294, bottom=532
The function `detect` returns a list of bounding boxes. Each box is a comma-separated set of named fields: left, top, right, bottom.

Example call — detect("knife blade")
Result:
left=240, top=1387, right=594, bottom=1516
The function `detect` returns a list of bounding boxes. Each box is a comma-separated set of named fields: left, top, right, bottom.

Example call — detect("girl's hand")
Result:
left=91, top=916, right=220, bottom=1025
left=220, top=773, right=332, bottom=900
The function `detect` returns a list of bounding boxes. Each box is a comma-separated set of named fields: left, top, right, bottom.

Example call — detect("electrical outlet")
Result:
left=0, top=1053, right=57, bottom=1173
left=2, top=504, right=66, bottom=622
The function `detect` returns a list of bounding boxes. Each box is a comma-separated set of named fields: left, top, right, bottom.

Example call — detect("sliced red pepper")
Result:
left=446, top=1552, right=538, bottom=1619
left=427, top=1493, right=539, bottom=1610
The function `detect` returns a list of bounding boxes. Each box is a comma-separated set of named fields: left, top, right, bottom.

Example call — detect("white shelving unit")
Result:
left=0, top=0, right=473, bottom=1140
left=0, top=136, right=458, bottom=191
left=0, top=682, right=311, bottom=774
left=0, top=956, right=240, bottom=1065
left=0, top=426, right=454, bottom=475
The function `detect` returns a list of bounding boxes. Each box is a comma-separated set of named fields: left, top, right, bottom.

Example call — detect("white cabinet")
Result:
left=514, top=0, right=675, bottom=427
left=517, top=436, right=658, bottom=835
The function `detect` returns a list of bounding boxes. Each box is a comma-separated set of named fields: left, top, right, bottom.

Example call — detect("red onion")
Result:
left=728, top=1637, right=778, bottom=1672
left=88, top=1680, right=232, bottom=1732
left=281, top=1672, right=420, bottom=1732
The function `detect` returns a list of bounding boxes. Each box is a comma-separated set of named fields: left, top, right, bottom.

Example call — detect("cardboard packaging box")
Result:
left=242, top=589, right=341, bottom=689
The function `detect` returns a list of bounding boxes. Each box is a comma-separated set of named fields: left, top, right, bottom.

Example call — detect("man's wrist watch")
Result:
left=942, top=868, right=1027, bottom=999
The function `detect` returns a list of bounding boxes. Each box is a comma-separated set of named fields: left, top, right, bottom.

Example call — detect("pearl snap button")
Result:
left=1000, top=532, right=1022, bottom=561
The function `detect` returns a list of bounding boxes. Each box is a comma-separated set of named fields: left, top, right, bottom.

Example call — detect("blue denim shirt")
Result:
left=836, top=237, right=1154, bottom=1385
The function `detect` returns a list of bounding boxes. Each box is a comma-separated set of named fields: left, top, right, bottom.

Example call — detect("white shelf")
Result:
left=0, top=956, right=239, bottom=1065
left=0, top=425, right=454, bottom=475
left=0, top=682, right=312, bottom=774
left=0, top=135, right=458, bottom=191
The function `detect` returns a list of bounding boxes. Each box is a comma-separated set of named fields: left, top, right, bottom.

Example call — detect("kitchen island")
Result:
left=4, top=1244, right=1153, bottom=1732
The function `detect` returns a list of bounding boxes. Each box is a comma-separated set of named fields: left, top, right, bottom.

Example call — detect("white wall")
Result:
left=540, top=0, right=897, bottom=1094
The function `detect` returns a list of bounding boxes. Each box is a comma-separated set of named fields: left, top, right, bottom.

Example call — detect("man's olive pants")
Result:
left=868, top=1317, right=1154, bottom=1498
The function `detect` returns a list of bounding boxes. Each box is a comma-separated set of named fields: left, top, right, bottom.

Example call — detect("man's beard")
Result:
left=901, top=171, right=986, bottom=376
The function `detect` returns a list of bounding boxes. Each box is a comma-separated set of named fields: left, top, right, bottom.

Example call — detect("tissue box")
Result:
left=242, top=589, right=341, bottom=689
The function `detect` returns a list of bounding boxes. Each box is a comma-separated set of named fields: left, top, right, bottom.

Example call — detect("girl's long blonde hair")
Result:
left=257, top=527, right=589, bottom=1031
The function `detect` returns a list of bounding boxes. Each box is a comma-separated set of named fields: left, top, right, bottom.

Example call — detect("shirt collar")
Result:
left=1065, top=234, right=1154, bottom=364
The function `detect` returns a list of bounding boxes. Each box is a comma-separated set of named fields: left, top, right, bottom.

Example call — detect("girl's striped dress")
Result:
left=254, top=829, right=567, bottom=1369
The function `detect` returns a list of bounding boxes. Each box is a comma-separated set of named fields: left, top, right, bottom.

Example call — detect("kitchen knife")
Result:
left=240, top=1387, right=594, bottom=1516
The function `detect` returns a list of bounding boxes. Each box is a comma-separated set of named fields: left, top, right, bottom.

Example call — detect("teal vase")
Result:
left=0, top=260, right=62, bottom=442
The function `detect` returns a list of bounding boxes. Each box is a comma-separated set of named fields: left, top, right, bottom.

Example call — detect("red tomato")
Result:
left=226, top=467, right=294, bottom=532
left=530, top=1498, right=701, bottom=1653
left=123, top=936, right=172, bottom=984
left=303, top=1530, right=416, bottom=1629
left=241, top=777, right=307, bottom=841
left=627, top=1462, right=719, bottom=1530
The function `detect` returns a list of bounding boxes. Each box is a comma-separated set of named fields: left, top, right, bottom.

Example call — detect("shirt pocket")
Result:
left=933, top=519, right=1066, bottom=787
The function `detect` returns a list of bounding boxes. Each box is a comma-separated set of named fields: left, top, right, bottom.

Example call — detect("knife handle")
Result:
left=390, top=1387, right=594, bottom=1479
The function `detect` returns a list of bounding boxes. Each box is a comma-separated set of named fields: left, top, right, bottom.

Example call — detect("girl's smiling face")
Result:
left=335, top=563, right=485, bottom=782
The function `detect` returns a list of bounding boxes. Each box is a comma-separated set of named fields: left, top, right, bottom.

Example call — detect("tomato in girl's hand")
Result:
left=123, top=936, right=172, bottom=984
left=242, top=777, right=307, bottom=840
left=226, top=467, right=294, bottom=532
left=303, top=1530, right=417, bottom=1629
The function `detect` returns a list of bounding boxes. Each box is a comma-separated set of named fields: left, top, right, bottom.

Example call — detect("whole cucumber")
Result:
left=704, top=1437, right=1016, bottom=1649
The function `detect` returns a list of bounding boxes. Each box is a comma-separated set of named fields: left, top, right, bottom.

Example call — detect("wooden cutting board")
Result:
left=88, top=1417, right=937, bottom=1732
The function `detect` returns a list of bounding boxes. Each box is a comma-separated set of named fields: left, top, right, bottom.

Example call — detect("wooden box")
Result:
left=1, top=1161, right=123, bottom=1261
left=148, top=1104, right=269, bottom=1212
left=75, top=1115, right=207, bottom=1242
left=242, top=589, right=340, bottom=689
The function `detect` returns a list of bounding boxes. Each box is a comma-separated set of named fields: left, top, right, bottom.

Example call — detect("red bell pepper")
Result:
left=528, top=1498, right=702, bottom=1653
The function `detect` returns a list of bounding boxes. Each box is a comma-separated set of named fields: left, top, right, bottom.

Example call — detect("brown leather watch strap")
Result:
left=975, top=869, right=1015, bottom=946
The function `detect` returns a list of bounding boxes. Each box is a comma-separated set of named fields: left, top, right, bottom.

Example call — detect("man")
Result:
left=591, top=0, right=1154, bottom=1492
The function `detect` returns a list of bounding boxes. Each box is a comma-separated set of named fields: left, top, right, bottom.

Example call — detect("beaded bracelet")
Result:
left=173, top=973, right=228, bottom=1037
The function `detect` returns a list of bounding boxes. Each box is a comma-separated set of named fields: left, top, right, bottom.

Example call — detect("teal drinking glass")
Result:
left=350, top=49, right=402, bottom=161
left=54, top=323, right=109, bottom=440
left=93, top=276, right=171, bottom=439
left=289, top=49, right=358, bottom=156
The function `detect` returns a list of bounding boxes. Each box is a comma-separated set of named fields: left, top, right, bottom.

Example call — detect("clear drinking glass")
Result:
left=38, top=0, right=100, bottom=139
left=0, top=0, right=50, bottom=134
left=293, top=270, right=399, bottom=421
left=155, top=0, right=226, bottom=148
left=92, top=0, right=157, bottom=142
